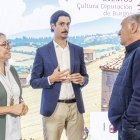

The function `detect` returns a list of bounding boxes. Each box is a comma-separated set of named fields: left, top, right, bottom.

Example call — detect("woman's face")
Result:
left=0, top=35, right=11, bottom=62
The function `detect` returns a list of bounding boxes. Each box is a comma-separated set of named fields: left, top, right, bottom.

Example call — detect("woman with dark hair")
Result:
left=0, top=33, right=28, bottom=140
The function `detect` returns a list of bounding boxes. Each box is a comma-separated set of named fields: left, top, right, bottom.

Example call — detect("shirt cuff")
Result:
left=48, top=76, right=53, bottom=85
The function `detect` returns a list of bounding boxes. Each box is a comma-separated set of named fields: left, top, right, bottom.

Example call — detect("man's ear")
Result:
left=131, top=22, right=138, bottom=33
left=51, top=23, right=55, bottom=31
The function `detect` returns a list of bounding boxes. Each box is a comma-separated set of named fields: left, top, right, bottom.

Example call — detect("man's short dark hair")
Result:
left=50, top=10, right=71, bottom=32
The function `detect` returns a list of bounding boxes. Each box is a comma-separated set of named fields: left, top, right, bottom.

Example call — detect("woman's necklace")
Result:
left=10, top=96, right=14, bottom=106
left=6, top=70, right=15, bottom=106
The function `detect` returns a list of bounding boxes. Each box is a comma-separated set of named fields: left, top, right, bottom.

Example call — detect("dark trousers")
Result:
left=118, top=129, right=140, bottom=140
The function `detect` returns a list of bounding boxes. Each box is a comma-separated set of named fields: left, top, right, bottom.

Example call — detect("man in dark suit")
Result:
left=30, top=10, right=88, bottom=140
left=108, top=13, right=140, bottom=140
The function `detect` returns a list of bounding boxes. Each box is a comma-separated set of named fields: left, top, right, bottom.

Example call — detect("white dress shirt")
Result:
left=53, top=40, right=75, bottom=100
left=0, top=63, right=21, bottom=140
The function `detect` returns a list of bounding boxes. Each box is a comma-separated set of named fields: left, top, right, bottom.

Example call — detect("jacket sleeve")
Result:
left=30, top=49, right=52, bottom=89
left=122, top=49, right=140, bottom=129
left=80, top=47, right=89, bottom=87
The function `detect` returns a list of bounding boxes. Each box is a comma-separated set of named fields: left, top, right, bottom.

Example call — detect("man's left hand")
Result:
left=70, top=73, right=84, bottom=85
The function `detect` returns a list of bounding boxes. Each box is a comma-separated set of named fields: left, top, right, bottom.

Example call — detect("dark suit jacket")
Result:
left=30, top=41, right=88, bottom=116
left=108, top=40, right=140, bottom=130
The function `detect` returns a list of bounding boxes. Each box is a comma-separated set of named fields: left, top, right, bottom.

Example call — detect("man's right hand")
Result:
left=49, top=66, right=70, bottom=83
left=109, top=124, right=117, bottom=133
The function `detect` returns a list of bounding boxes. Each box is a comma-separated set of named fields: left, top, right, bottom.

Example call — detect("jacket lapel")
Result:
left=69, top=43, right=75, bottom=73
left=48, top=41, right=58, bottom=68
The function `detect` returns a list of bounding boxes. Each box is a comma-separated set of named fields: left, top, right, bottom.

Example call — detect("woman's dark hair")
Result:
left=50, top=10, right=71, bottom=32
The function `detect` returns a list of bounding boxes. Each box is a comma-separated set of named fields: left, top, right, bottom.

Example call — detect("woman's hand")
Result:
left=21, top=103, right=28, bottom=116
left=10, top=103, right=28, bottom=116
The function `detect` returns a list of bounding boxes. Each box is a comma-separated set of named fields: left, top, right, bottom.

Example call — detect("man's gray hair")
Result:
left=0, top=33, right=5, bottom=37
left=128, top=13, right=140, bottom=33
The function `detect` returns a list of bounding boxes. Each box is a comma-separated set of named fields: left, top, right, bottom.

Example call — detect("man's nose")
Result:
left=64, top=24, right=69, bottom=30
left=6, top=44, right=11, bottom=50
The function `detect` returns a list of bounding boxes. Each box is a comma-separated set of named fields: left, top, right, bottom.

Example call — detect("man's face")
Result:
left=51, top=16, right=71, bottom=39
left=118, top=17, right=132, bottom=46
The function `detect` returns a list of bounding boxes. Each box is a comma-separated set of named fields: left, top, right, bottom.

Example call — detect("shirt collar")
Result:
left=4, top=61, right=10, bottom=71
left=125, top=39, right=140, bottom=54
left=53, top=40, right=69, bottom=50
left=0, top=61, right=10, bottom=76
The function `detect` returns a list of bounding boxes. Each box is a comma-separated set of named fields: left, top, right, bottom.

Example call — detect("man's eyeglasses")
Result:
left=0, top=40, right=11, bottom=48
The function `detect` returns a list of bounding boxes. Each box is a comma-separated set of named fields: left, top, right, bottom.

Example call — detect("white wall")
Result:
left=90, top=112, right=118, bottom=140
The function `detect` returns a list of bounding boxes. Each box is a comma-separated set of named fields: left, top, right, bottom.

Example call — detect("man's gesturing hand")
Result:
left=49, top=66, right=70, bottom=83
left=70, top=73, right=84, bottom=85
